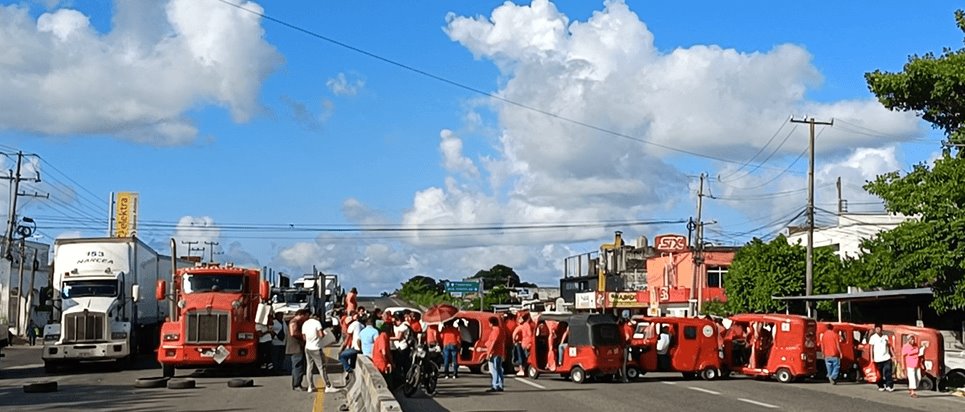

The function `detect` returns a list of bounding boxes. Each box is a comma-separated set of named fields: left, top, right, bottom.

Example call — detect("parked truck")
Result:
left=156, top=249, right=270, bottom=377
left=42, top=237, right=175, bottom=371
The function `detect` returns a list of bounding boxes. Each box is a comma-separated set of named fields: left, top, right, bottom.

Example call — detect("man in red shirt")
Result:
left=440, top=320, right=461, bottom=379
left=345, top=287, right=358, bottom=313
left=512, top=315, right=534, bottom=376
left=480, top=317, right=505, bottom=392
left=821, top=324, right=842, bottom=385
left=371, top=326, right=392, bottom=376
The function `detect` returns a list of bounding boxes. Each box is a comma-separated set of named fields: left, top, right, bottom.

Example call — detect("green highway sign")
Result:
left=446, top=281, right=480, bottom=293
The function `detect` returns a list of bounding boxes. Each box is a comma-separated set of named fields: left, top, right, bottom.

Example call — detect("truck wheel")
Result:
left=918, top=375, right=935, bottom=391
left=570, top=366, right=586, bottom=384
left=166, top=378, right=196, bottom=390
left=134, top=377, right=169, bottom=389
left=162, top=364, right=175, bottom=378
left=23, top=381, right=58, bottom=393
left=227, top=378, right=255, bottom=388
left=43, top=361, right=58, bottom=374
left=775, top=368, right=793, bottom=383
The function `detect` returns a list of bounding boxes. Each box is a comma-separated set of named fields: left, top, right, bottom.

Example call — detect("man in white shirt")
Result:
left=339, top=314, right=363, bottom=376
left=302, top=313, right=336, bottom=393
left=257, top=321, right=273, bottom=371
left=868, top=324, right=894, bottom=392
left=271, top=312, right=287, bottom=374
left=655, top=325, right=672, bottom=371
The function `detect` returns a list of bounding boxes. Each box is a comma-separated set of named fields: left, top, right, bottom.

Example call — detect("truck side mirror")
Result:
left=132, top=284, right=141, bottom=302
left=260, top=280, right=270, bottom=302
left=156, top=280, right=166, bottom=301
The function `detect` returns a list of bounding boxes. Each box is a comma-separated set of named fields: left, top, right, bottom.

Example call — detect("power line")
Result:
left=212, top=0, right=808, bottom=172
left=717, top=117, right=790, bottom=181
left=719, top=123, right=800, bottom=183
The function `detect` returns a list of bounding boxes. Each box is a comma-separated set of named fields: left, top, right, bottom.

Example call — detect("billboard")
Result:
left=114, top=192, right=138, bottom=237
left=574, top=292, right=596, bottom=310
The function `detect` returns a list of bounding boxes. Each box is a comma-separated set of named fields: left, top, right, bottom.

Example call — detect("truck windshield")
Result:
left=63, top=280, right=118, bottom=298
left=183, top=274, right=244, bottom=293
left=283, top=291, right=309, bottom=304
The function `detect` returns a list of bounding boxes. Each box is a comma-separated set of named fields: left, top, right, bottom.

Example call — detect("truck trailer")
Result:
left=157, top=251, right=270, bottom=377
left=42, top=237, right=177, bottom=371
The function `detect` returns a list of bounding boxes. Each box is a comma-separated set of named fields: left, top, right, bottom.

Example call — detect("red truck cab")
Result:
left=156, top=264, right=269, bottom=377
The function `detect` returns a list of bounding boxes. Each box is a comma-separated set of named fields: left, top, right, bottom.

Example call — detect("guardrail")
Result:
left=344, top=356, right=400, bottom=412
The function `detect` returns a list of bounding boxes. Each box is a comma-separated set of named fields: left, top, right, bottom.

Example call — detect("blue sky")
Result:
left=0, top=0, right=957, bottom=293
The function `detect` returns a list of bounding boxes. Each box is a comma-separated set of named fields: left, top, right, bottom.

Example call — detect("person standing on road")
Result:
left=902, top=335, right=925, bottom=398
left=619, top=317, right=634, bottom=382
left=27, top=320, right=38, bottom=346
left=512, top=314, right=533, bottom=376
left=869, top=324, right=894, bottom=392
left=257, top=318, right=274, bottom=372
left=440, top=320, right=461, bottom=379
left=302, top=313, right=336, bottom=393
left=287, top=309, right=310, bottom=391
left=271, top=312, right=287, bottom=374
left=480, top=317, right=506, bottom=393
left=372, top=324, right=394, bottom=387
left=821, top=324, right=842, bottom=384
left=656, top=325, right=672, bottom=371
left=358, top=316, right=379, bottom=358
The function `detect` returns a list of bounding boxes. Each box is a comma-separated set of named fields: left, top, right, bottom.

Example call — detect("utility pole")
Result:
left=204, top=241, right=219, bottom=263
left=15, top=239, right=25, bottom=335
left=181, top=240, right=199, bottom=258
left=3, top=151, right=43, bottom=259
left=691, top=173, right=705, bottom=316
left=24, top=250, right=38, bottom=337
left=790, top=117, right=833, bottom=318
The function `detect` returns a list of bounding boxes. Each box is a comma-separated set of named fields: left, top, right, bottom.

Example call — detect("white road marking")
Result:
left=3, top=363, right=43, bottom=370
left=513, top=377, right=547, bottom=390
left=687, top=386, right=721, bottom=395
left=738, top=398, right=779, bottom=409
left=660, top=381, right=677, bottom=385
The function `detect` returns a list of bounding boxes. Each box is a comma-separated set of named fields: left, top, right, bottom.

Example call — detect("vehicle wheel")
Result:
left=166, top=378, right=196, bottom=390
left=423, top=362, right=439, bottom=397
left=227, top=378, right=255, bottom=388
left=626, top=366, right=640, bottom=380
left=682, top=372, right=698, bottom=380
left=701, top=367, right=719, bottom=381
left=23, top=381, right=58, bottom=393
left=940, top=368, right=965, bottom=392
left=162, top=364, right=175, bottom=378
left=527, top=365, right=540, bottom=380
left=43, top=361, right=58, bottom=374
left=134, top=377, right=169, bottom=389
left=402, top=365, right=420, bottom=397
left=775, top=368, right=793, bottom=383
left=918, top=375, right=935, bottom=392
left=570, top=366, right=586, bottom=384
left=480, top=361, right=490, bottom=375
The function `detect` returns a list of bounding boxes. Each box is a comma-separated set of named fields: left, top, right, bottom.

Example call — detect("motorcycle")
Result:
left=402, top=343, right=440, bottom=397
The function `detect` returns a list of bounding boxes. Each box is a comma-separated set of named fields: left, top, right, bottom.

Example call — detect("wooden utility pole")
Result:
left=790, top=117, right=833, bottom=317
left=181, top=240, right=199, bottom=258
left=204, top=241, right=219, bottom=263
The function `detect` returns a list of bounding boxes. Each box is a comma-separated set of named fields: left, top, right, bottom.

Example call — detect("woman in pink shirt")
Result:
left=901, top=335, right=924, bottom=398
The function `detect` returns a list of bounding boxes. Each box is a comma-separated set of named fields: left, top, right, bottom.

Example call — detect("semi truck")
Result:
left=157, top=248, right=270, bottom=377
left=41, top=237, right=176, bottom=371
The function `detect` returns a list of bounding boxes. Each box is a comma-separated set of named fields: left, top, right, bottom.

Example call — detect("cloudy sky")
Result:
left=0, top=0, right=953, bottom=293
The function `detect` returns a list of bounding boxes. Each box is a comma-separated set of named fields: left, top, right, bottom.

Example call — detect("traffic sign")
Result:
left=446, top=281, right=480, bottom=293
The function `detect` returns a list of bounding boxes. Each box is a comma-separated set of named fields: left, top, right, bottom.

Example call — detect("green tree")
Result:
left=857, top=9, right=965, bottom=313
left=470, top=264, right=536, bottom=289
left=397, top=275, right=454, bottom=308
left=724, top=235, right=844, bottom=314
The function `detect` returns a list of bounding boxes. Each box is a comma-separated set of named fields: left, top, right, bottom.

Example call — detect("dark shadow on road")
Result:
left=0, top=383, right=231, bottom=412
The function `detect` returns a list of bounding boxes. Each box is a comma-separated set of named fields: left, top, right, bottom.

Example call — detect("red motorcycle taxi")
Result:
left=725, top=314, right=818, bottom=383
left=526, top=313, right=624, bottom=384
left=627, top=316, right=729, bottom=380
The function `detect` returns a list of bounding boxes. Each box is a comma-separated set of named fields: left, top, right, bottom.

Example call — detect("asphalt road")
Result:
left=397, top=369, right=965, bottom=412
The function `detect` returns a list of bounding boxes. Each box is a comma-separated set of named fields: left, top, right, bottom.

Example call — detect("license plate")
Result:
left=76, top=351, right=92, bottom=357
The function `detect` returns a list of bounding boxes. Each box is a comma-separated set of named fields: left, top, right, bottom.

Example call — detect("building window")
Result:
left=706, top=266, right=728, bottom=288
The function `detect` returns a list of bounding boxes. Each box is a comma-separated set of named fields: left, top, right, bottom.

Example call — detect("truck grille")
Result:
left=64, top=312, right=106, bottom=342
left=186, top=311, right=230, bottom=343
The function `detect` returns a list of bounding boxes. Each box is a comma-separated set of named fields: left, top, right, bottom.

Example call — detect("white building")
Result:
left=785, top=213, right=912, bottom=258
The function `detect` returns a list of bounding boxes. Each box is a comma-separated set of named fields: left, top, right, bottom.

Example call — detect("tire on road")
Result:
left=918, top=375, right=935, bottom=391
left=775, top=368, right=793, bottom=383
left=940, top=368, right=965, bottom=392
left=167, top=378, right=196, bottom=390
left=23, top=381, right=58, bottom=393
left=625, top=366, right=640, bottom=381
left=479, top=361, right=490, bottom=375
left=134, top=377, right=170, bottom=389
left=700, top=367, right=719, bottom=381
left=570, top=366, right=586, bottom=384
left=527, top=365, right=540, bottom=380
left=227, top=378, right=255, bottom=388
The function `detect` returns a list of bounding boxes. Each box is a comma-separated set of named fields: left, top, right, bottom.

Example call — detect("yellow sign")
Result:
left=114, top=192, right=138, bottom=237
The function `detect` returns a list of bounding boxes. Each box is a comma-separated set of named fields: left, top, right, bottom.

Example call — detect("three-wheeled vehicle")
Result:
left=816, top=322, right=871, bottom=382
left=726, top=314, right=817, bottom=383
left=858, top=324, right=945, bottom=391
left=443, top=311, right=508, bottom=374
left=526, top=313, right=624, bottom=384
left=628, top=316, right=729, bottom=380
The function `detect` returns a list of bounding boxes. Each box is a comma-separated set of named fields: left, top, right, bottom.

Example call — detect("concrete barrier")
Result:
left=344, top=356, right=400, bottom=412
